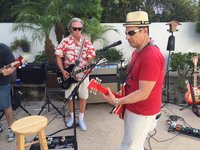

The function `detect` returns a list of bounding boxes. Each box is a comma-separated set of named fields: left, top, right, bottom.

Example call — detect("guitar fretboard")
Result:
left=70, top=64, right=94, bottom=76
left=194, top=64, right=198, bottom=88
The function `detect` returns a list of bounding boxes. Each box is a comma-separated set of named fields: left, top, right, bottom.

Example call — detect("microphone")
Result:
left=100, top=40, right=122, bottom=51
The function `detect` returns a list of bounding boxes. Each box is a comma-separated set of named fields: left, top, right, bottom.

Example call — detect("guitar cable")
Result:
left=146, top=105, right=192, bottom=150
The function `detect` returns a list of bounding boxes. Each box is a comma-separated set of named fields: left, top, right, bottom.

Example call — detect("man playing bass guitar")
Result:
left=55, top=18, right=95, bottom=131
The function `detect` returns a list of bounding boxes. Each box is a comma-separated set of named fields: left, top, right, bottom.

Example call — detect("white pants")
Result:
left=65, top=76, right=89, bottom=100
left=120, top=109, right=159, bottom=150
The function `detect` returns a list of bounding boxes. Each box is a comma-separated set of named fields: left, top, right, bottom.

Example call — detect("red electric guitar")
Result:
left=88, top=78, right=126, bottom=119
left=185, top=56, right=200, bottom=105
left=0, top=56, right=26, bottom=74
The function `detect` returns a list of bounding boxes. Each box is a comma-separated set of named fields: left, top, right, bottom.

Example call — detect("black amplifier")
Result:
left=16, top=63, right=46, bottom=84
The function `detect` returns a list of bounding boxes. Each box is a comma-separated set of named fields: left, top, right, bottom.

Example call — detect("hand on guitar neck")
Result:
left=0, top=56, right=26, bottom=76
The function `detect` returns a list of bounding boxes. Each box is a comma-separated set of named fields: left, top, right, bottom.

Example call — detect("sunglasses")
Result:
left=125, top=28, right=143, bottom=36
left=71, top=27, right=83, bottom=31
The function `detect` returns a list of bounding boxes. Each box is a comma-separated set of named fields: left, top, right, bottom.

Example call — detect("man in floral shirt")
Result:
left=55, top=18, right=95, bottom=131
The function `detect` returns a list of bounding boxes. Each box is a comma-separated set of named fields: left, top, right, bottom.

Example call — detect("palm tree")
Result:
left=11, top=0, right=103, bottom=58
left=47, top=0, right=103, bottom=44
left=84, top=17, right=118, bottom=44
left=11, top=0, right=119, bottom=63
left=12, top=0, right=56, bottom=62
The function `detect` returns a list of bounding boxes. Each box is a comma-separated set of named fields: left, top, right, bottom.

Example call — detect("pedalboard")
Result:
left=29, top=136, right=75, bottom=150
left=167, top=115, right=200, bottom=139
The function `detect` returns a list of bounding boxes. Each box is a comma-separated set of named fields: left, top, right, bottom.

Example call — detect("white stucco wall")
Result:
left=0, top=22, right=200, bottom=63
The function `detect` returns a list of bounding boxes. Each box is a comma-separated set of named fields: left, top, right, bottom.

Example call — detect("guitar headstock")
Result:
left=88, top=78, right=102, bottom=95
left=192, top=56, right=198, bottom=66
left=13, top=56, right=27, bottom=69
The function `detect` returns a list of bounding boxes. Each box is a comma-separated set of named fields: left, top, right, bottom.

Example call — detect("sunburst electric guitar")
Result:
left=0, top=56, right=26, bottom=74
left=88, top=78, right=126, bottom=119
left=185, top=56, right=200, bottom=105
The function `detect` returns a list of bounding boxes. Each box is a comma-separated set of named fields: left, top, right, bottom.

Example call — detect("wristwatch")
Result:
left=114, top=98, right=119, bottom=106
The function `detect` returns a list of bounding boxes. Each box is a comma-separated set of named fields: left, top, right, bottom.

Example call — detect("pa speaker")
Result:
left=167, top=35, right=175, bottom=51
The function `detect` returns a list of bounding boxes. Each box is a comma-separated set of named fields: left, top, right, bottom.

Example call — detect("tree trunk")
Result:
left=55, top=22, right=65, bottom=44
left=44, top=37, right=55, bottom=63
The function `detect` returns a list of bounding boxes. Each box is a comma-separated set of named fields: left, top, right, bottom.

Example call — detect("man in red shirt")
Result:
left=55, top=18, right=95, bottom=131
left=103, top=11, right=165, bottom=150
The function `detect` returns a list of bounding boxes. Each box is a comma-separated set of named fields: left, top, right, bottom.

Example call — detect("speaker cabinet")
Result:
left=17, top=63, right=45, bottom=84
left=46, top=73, right=61, bottom=89
left=87, top=75, right=119, bottom=104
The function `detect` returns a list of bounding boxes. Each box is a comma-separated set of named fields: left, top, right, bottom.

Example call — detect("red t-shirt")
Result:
left=125, top=45, right=165, bottom=115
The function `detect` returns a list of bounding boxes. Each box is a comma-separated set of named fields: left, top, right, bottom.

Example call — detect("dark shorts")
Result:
left=0, top=84, right=11, bottom=110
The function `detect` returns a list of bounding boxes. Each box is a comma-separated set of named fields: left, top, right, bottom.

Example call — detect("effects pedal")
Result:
left=168, top=122, right=200, bottom=139
left=29, top=136, right=75, bottom=150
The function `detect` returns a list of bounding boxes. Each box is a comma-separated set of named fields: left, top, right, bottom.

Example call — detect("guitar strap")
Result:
left=124, top=42, right=153, bottom=84
left=119, top=43, right=155, bottom=119
left=75, top=37, right=86, bottom=66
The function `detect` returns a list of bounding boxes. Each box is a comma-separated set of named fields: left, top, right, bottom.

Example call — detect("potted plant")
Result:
left=11, top=37, right=30, bottom=52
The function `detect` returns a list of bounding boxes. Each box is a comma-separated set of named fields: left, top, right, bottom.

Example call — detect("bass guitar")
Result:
left=87, top=78, right=126, bottom=119
left=56, top=60, right=106, bottom=89
left=185, top=56, right=200, bottom=105
left=0, top=56, right=26, bottom=74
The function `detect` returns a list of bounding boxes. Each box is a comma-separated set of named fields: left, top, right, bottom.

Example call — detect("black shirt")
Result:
left=0, top=43, right=15, bottom=85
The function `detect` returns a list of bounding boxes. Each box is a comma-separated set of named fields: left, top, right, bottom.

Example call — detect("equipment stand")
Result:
left=38, top=63, right=64, bottom=117
left=37, top=88, right=64, bottom=117
left=11, top=86, right=32, bottom=116
left=162, top=31, right=176, bottom=107
left=63, top=58, right=106, bottom=150
left=0, top=111, right=5, bottom=120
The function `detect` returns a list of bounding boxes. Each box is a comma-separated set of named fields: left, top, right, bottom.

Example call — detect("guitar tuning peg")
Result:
left=96, top=77, right=102, bottom=84
left=93, top=90, right=97, bottom=95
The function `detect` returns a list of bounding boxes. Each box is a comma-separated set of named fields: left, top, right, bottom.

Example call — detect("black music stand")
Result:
left=38, top=63, right=64, bottom=117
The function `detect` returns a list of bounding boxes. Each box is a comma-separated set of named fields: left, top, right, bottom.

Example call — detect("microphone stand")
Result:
left=63, top=57, right=106, bottom=150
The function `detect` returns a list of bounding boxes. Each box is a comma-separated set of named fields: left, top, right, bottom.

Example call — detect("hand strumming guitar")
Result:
left=61, top=69, right=70, bottom=79
left=102, top=87, right=117, bottom=106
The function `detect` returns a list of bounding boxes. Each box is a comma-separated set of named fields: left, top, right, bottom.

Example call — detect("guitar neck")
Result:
left=88, top=79, right=122, bottom=98
left=189, top=81, right=196, bottom=104
left=194, top=65, right=197, bottom=88
left=193, top=56, right=198, bottom=88
left=71, top=63, right=94, bottom=75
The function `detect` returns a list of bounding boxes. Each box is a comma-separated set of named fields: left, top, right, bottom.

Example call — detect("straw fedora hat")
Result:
left=123, top=11, right=150, bottom=27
